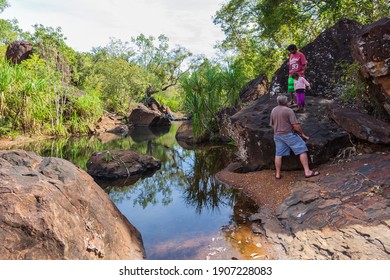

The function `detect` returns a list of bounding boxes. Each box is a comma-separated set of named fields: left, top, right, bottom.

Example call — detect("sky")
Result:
left=1, top=0, right=227, bottom=57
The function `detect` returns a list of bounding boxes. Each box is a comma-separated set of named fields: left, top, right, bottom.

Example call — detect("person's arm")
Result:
left=303, top=77, right=311, bottom=90
left=293, top=123, right=309, bottom=140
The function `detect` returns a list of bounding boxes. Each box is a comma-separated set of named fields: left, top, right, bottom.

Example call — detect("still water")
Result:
left=12, top=122, right=264, bottom=259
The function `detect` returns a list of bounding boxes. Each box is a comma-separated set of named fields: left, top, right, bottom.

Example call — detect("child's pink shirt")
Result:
left=294, top=77, right=310, bottom=90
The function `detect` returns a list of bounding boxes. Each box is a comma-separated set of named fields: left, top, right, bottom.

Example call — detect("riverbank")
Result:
left=216, top=150, right=390, bottom=259
left=0, top=135, right=55, bottom=150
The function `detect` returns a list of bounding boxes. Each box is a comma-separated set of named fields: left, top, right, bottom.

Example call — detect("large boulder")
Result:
left=86, top=150, right=161, bottom=179
left=351, top=17, right=390, bottom=118
left=88, top=113, right=129, bottom=136
left=175, top=121, right=210, bottom=148
left=226, top=94, right=350, bottom=170
left=239, top=74, right=269, bottom=103
left=217, top=74, right=269, bottom=140
left=128, top=104, right=171, bottom=127
left=0, top=150, right=145, bottom=260
left=5, top=40, right=33, bottom=64
left=270, top=19, right=363, bottom=98
left=328, top=103, right=390, bottom=144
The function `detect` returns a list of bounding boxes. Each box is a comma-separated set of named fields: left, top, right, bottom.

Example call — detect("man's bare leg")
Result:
left=299, top=152, right=312, bottom=176
left=275, top=156, right=282, bottom=178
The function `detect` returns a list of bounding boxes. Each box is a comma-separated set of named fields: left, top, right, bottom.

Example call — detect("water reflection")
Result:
left=9, top=122, right=261, bottom=259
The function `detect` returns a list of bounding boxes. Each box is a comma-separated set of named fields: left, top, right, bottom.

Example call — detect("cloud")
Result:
left=2, top=0, right=225, bottom=57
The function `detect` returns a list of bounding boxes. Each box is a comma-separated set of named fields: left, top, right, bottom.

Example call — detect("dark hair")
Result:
left=292, top=72, right=300, bottom=79
left=287, top=44, right=297, bottom=51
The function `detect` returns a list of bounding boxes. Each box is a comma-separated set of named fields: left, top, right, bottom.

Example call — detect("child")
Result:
left=292, top=72, right=311, bottom=112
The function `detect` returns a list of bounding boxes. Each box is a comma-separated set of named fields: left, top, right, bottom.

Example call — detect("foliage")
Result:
left=1, top=0, right=388, bottom=138
left=153, top=87, right=183, bottom=112
left=338, top=62, right=388, bottom=119
left=0, top=46, right=103, bottom=136
left=131, top=34, right=193, bottom=98
left=0, top=18, right=23, bottom=44
left=213, top=0, right=390, bottom=78
left=180, top=58, right=248, bottom=139
left=0, top=0, right=8, bottom=12
left=338, top=62, right=366, bottom=103
left=86, top=45, right=152, bottom=114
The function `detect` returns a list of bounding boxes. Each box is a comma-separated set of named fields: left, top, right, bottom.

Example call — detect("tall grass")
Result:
left=0, top=50, right=103, bottom=137
left=180, top=61, right=247, bottom=139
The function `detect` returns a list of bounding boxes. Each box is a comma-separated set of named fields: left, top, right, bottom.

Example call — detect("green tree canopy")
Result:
left=131, top=34, right=193, bottom=97
left=214, top=0, right=390, bottom=77
left=0, top=0, right=8, bottom=12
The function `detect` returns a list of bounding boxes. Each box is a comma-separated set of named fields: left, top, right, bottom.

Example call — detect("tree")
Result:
left=213, top=0, right=390, bottom=78
left=0, top=0, right=8, bottom=12
left=131, top=34, right=193, bottom=100
left=0, top=1, right=26, bottom=45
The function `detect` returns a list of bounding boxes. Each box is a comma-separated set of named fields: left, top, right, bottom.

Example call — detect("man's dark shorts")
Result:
left=274, top=132, right=308, bottom=156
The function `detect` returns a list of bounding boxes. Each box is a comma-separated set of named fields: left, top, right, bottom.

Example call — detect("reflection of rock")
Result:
left=95, top=170, right=158, bottom=190
left=129, top=125, right=170, bottom=142
left=95, top=175, right=143, bottom=190
left=94, top=133, right=122, bottom=144
left=0, top=150, right=145, bottom=260
left=249, top=153, right=390, bottom=260
left=175, top=121, right=209, bottom=149
left=86, top=150, right=161, bottom=179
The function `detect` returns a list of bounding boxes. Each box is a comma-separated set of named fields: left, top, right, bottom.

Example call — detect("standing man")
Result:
left=287, top=44, right=307, bottom=105
left=270, top=95, right=320, bottom=179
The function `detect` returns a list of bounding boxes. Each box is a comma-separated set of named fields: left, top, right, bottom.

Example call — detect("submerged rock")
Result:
left=86, top=150, right=161, bottom=179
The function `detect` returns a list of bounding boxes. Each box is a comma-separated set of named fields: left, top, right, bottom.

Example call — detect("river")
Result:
left=8, top=122, right=269, bottom=260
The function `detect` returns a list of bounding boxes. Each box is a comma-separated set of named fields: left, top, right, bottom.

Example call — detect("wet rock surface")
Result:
left=0, top=150, right=145, bottom=260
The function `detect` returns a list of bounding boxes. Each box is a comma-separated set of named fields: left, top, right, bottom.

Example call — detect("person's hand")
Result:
left=307, top=86, right=311, bottom=90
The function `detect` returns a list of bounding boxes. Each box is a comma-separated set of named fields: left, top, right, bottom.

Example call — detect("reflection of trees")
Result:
left=183, top=146, right=240, bottom=214
left=107, top=143, right=192, bottom=207
left=14, top=123, right=254, bottom=222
